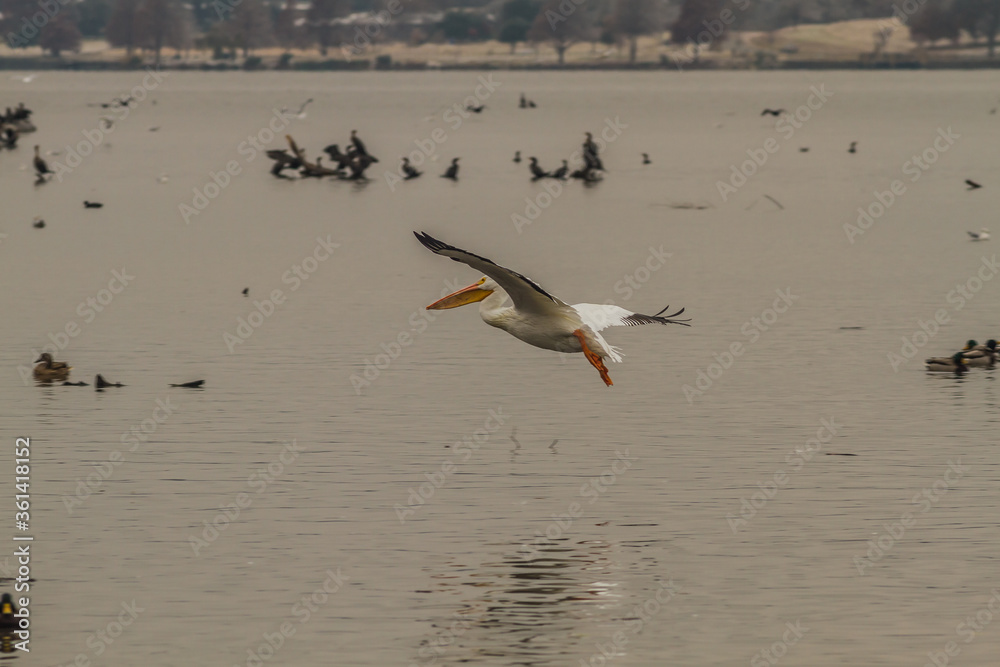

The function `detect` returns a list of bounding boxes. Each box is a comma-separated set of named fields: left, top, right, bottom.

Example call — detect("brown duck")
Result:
left=33, top=353, right=71, bottom=381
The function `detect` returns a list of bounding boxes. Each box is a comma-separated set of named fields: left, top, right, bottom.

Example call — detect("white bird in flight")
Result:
left=968, top=227, right=990, bottom=241
left=414, top=232, right=690, bottom=386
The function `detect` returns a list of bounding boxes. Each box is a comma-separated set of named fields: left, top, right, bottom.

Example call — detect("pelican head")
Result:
left=427, top=277, right=497, bottom=310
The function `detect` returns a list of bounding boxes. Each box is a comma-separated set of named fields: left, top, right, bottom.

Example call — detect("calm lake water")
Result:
left=2, top=70, right=999, bottom=666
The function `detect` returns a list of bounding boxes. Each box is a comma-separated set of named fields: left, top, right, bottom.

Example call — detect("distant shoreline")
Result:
left=2, top=57, right=1000, bottom=72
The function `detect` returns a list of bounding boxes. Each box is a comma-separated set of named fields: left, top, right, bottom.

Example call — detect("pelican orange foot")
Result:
left=574, top=330, right=613, bottom=386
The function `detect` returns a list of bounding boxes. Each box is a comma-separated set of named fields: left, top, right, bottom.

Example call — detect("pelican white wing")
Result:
left=572, top=303, right=690, bottom=332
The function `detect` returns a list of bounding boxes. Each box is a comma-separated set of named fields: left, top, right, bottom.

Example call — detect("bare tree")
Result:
left=528, top=0, right=597, bottom=65
left=671, top=0, right=726, bottom=46
left=614, top=0, right=659, bottom=63
left=40, top=12, right=82, bottom=56
left=106, top=0, right=142, bottom=56
left=226, top=0, right=273, bottom=56
left=306, top=0, right=349, bottom=56
left=136, top=0, right=187, bottom=66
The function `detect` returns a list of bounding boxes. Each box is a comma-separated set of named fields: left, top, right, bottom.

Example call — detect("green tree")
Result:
left=106, top=0, right=142, bottom=55
left=671, top=0, right=726, bottom=45
left=528, top=0, right=596, bottom=64
left=499, top=18, right=530, bottom=52
left=78, top=0, right=112, bottom=37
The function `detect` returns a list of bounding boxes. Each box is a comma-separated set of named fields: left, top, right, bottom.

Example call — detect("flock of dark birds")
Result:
left=0, top=102, right=32, bottom=149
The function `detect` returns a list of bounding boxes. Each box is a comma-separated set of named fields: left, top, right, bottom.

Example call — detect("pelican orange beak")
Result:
left=427, top=279, right=494, bottom=310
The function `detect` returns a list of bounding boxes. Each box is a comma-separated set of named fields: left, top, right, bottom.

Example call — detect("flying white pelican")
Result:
left=414, top=232, right=690, bottom=386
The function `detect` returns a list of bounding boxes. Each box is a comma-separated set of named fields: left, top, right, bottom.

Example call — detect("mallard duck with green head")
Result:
left=33, top=353, right=71, bottom=382
left=962, top=339, right=997, bottom=367
left=0, top=593, right=18, bottom=629
left=926, top=351, right=968, bottom=374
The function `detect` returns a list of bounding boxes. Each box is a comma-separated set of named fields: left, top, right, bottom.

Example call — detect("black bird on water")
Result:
left=642, top=153, right=651, bottom=165
left=513, top=151, right=521, bottom=163
left=550, top=160, right=568, bottom=180
left=95, top=374, right=124, bottom=389
left=848, top=141, right=857, bottom=154
left=760, top=108, right=785, bottom=116
left=350, top=130, right=374, bottom=159
left=1, top=126, right=17, bottom=149
left=466, top=103, right=485, bottom=113
left=441, top=157, right=459, bottom=180
left=32, top=217, right=44, bottom=228
left=33, top=145, right=51, bottom=181
left=265, top=149, right=302, bottom=178
left=966, top=179, right=983, bottom=190
left=170, top=380, right=204, bottom=388
left=84, top=201, right=103, bottom=208
left=322, top=144, right=352, bottom=171
left=528, top=157, right=548, bottom=180
left=401, top=157, right=422, bottom=180
left=242, top=288, right=249, bottom=296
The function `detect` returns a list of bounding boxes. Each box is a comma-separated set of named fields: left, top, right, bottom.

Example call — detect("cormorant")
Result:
left=760, top=108, right=785, bottom=116
left=550, top=160, right=568, bottom=180
left=401, top=157, right=422, bottom=180
left=84, top=201, right=103, bottom=208
left=95, top=374, right=124, bottom=389
left=441, top=157, right=459, bottom=180
left=848, top=141, right=857, bottom=154
left=642, top=153, right=651, bottom=165
left=33, top=145, right=51, bottom=180
left=528, top=157, right=548, bottom=180
left=170, top=380, right=205, bottom=388
left=513, top=151, right=521, bottom=163
left=966, top=179, right=983, bottom=190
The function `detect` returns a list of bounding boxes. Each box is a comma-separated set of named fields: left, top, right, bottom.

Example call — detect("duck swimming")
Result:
left=925, top=351, right=968, bottom=374
left=441, top=157, right=459, bottom=180
left=33, top=353, right=71, bottom=381
left=962, top=339, right=997, bottom=367
left=1, top=594, right=18, bottom=630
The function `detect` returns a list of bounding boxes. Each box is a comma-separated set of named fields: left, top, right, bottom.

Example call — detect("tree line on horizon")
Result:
left=1, top=0, right=999, bottom=62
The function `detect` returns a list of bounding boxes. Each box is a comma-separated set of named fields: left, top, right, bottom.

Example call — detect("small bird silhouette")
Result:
left=642, top=153, right=651, bottom=165
left=95, top=374, right=124, bottom=389
left=513, top=151, right=521, bottom=163
left=441, top=157, right=459, bottom=181
left=848, top=141, right=857, bottom=153
left=83, top=201, right=103, bottom=208
left=760, top=108, right=785, bottom=116
left=170, top=380, right=205, bottom=388
left=966, top=179, right=983, bottom=190
left=32, top=217, right=45, bottom=228
left=242, top=288, right=249, bottom=296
